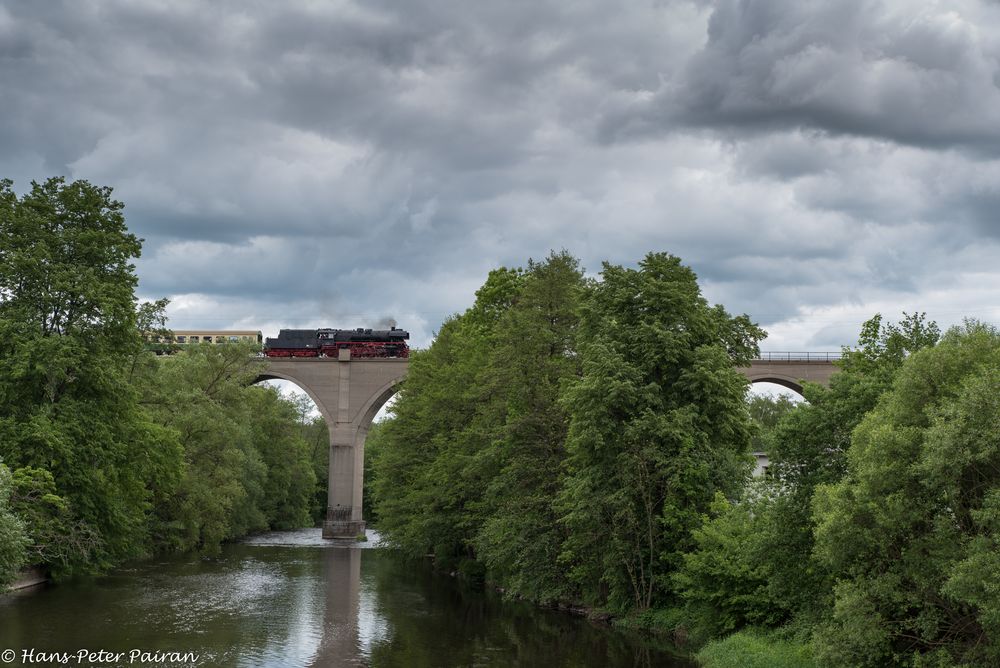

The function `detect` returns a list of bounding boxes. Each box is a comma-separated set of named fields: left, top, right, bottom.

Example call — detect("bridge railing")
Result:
left=755, top=351, right=842, bottom=362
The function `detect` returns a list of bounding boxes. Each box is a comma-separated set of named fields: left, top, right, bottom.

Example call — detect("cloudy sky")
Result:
left=4, top=0, right=1000, bottom=350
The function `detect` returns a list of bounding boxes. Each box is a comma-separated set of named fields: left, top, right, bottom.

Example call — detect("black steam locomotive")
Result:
left=263, top=327, right=410, bottom=359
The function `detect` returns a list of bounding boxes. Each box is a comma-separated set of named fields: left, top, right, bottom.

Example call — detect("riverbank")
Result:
left=8, top=567, right=47, bottom=592
left=603, top=607, right=816, bottom=668
left=696, top=631, right=815, bottom=668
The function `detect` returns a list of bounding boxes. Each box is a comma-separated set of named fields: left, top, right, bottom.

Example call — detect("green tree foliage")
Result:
left=293, top=402, right=330, bottom=526
left=372, top=265, right=525, bottom=565
left=274, top=391, right=330, bottom=526
left=0, top=176, right=329, bottom=579
left=373, top=251, right=587, bottom=601
left=558, top=252, right=764, bottom=613
left=674, top=313, right=945, bottom=651
left=813, top=322, right=1000, bottom=667
left=674, top=489, right=790, bottom=643
left=0, top=461, right=29, bottom=589
left=772, top=312, right=941, bottom=494
left=472, top=251, right=585, bottom=602
left=7, top=466, right=101, bottom=574
left=747, top=394, right=797, bottom=455
left=139, top=343, right=316, bottom=554
left=363, top=420, right=384, bottom=525
left=0, top=178, right=179, bottom=575
left=244, top=388, right=317, bottom=530
left=751, top=313, right=942, bottom=623
left=373, top=251, right=766, bottom=612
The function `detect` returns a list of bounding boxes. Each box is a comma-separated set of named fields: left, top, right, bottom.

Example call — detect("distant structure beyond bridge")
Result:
left=255, top=349, right=840, bottom=539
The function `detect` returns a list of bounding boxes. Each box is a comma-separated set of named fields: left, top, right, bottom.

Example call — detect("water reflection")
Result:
left=0, top=530, right=691, bottom=668
left=309, top=548, right=361, bottom=667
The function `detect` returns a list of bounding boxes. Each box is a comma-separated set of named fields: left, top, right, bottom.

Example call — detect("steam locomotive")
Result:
left=263, top=327, right=410, bottom=358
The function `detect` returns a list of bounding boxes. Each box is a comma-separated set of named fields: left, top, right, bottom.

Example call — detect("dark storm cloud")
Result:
left=605, top=0, right=1000, bottom=152
left=3, top=0, right=1000, bottom=348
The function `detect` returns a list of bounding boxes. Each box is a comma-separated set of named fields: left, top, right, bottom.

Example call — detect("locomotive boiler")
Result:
left=263, top=327, right=410, bottom=359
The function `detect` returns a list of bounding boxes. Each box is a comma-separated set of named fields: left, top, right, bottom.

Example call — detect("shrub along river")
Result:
left=0, top=529, right=692, bottom=667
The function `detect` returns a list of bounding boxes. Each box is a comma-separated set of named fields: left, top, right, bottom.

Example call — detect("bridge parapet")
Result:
left=755, top=351, right=842, bottom=362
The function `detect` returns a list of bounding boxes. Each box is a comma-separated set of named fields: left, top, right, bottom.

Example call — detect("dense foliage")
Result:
left=371, top=251, right=764, bottom=614
left=367, top=246, right=998, bottom=667
left=813, top=323, right=1000, bottom=666
left=136, top=343, right=317, bottom=554
left=0, top=178, right=321, bottom=587
left=0, top=177, right=174, bottom=575
left=558, top=254, right=763, bottom=613
left=677, top=314, right=942, bottom=645
left=746, top=394, right=796, bottom=454
left=372, top=254, right=573, bottom=596
left=0, top=461, right=29, bottom=585
left=675, top=314, right=1000, bottom=668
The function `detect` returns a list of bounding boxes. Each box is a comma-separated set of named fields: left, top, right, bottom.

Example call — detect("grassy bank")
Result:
left=696, top=630, right=814, bottom=668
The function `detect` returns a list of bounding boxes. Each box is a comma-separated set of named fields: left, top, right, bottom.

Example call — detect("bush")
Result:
left=673, top=489, right=789, bottom=644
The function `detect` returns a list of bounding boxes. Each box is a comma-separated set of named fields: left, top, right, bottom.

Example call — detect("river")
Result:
left=0, top=529, right=693, bottom=667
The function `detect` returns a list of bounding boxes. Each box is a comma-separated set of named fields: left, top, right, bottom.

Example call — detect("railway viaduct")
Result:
left=735, top=353, right=839, bottom=394
left=257, top=351, right=839, bottom=538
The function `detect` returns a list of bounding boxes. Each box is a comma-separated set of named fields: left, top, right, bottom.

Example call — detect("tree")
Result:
left=673, top=313, right=943, bottom=646
left=473, top=251, right=585, bottom=602
left=372, top=267, right=524, bottom=566
left=372, top=252, right=587, bottom=601
left=740, top=313, right=943, bottom=624
left=0, top=461, right=29, bottom=589
left=673, top=489, right=788, bottom=643
left=557, top=252, right=764, bottom=613
left=245, top=388, right=316, bottom=530
left=813, top=322, right=1000, bottom=667
left=747, top=394, right=797, bottom=455
left=363, top=420, right=383, bottom=525
left=139, top=342, right=317, bottom=554
left=0, top=177, right=179, bottom=575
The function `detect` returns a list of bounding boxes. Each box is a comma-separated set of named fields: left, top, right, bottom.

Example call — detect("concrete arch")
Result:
left=747, top=374, right=805, bottom=396
left=737, top=359, right=837, bottom=394
left=355, top=378, right=402, bottom=435
left=253, top=370, right=335, bottom=426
